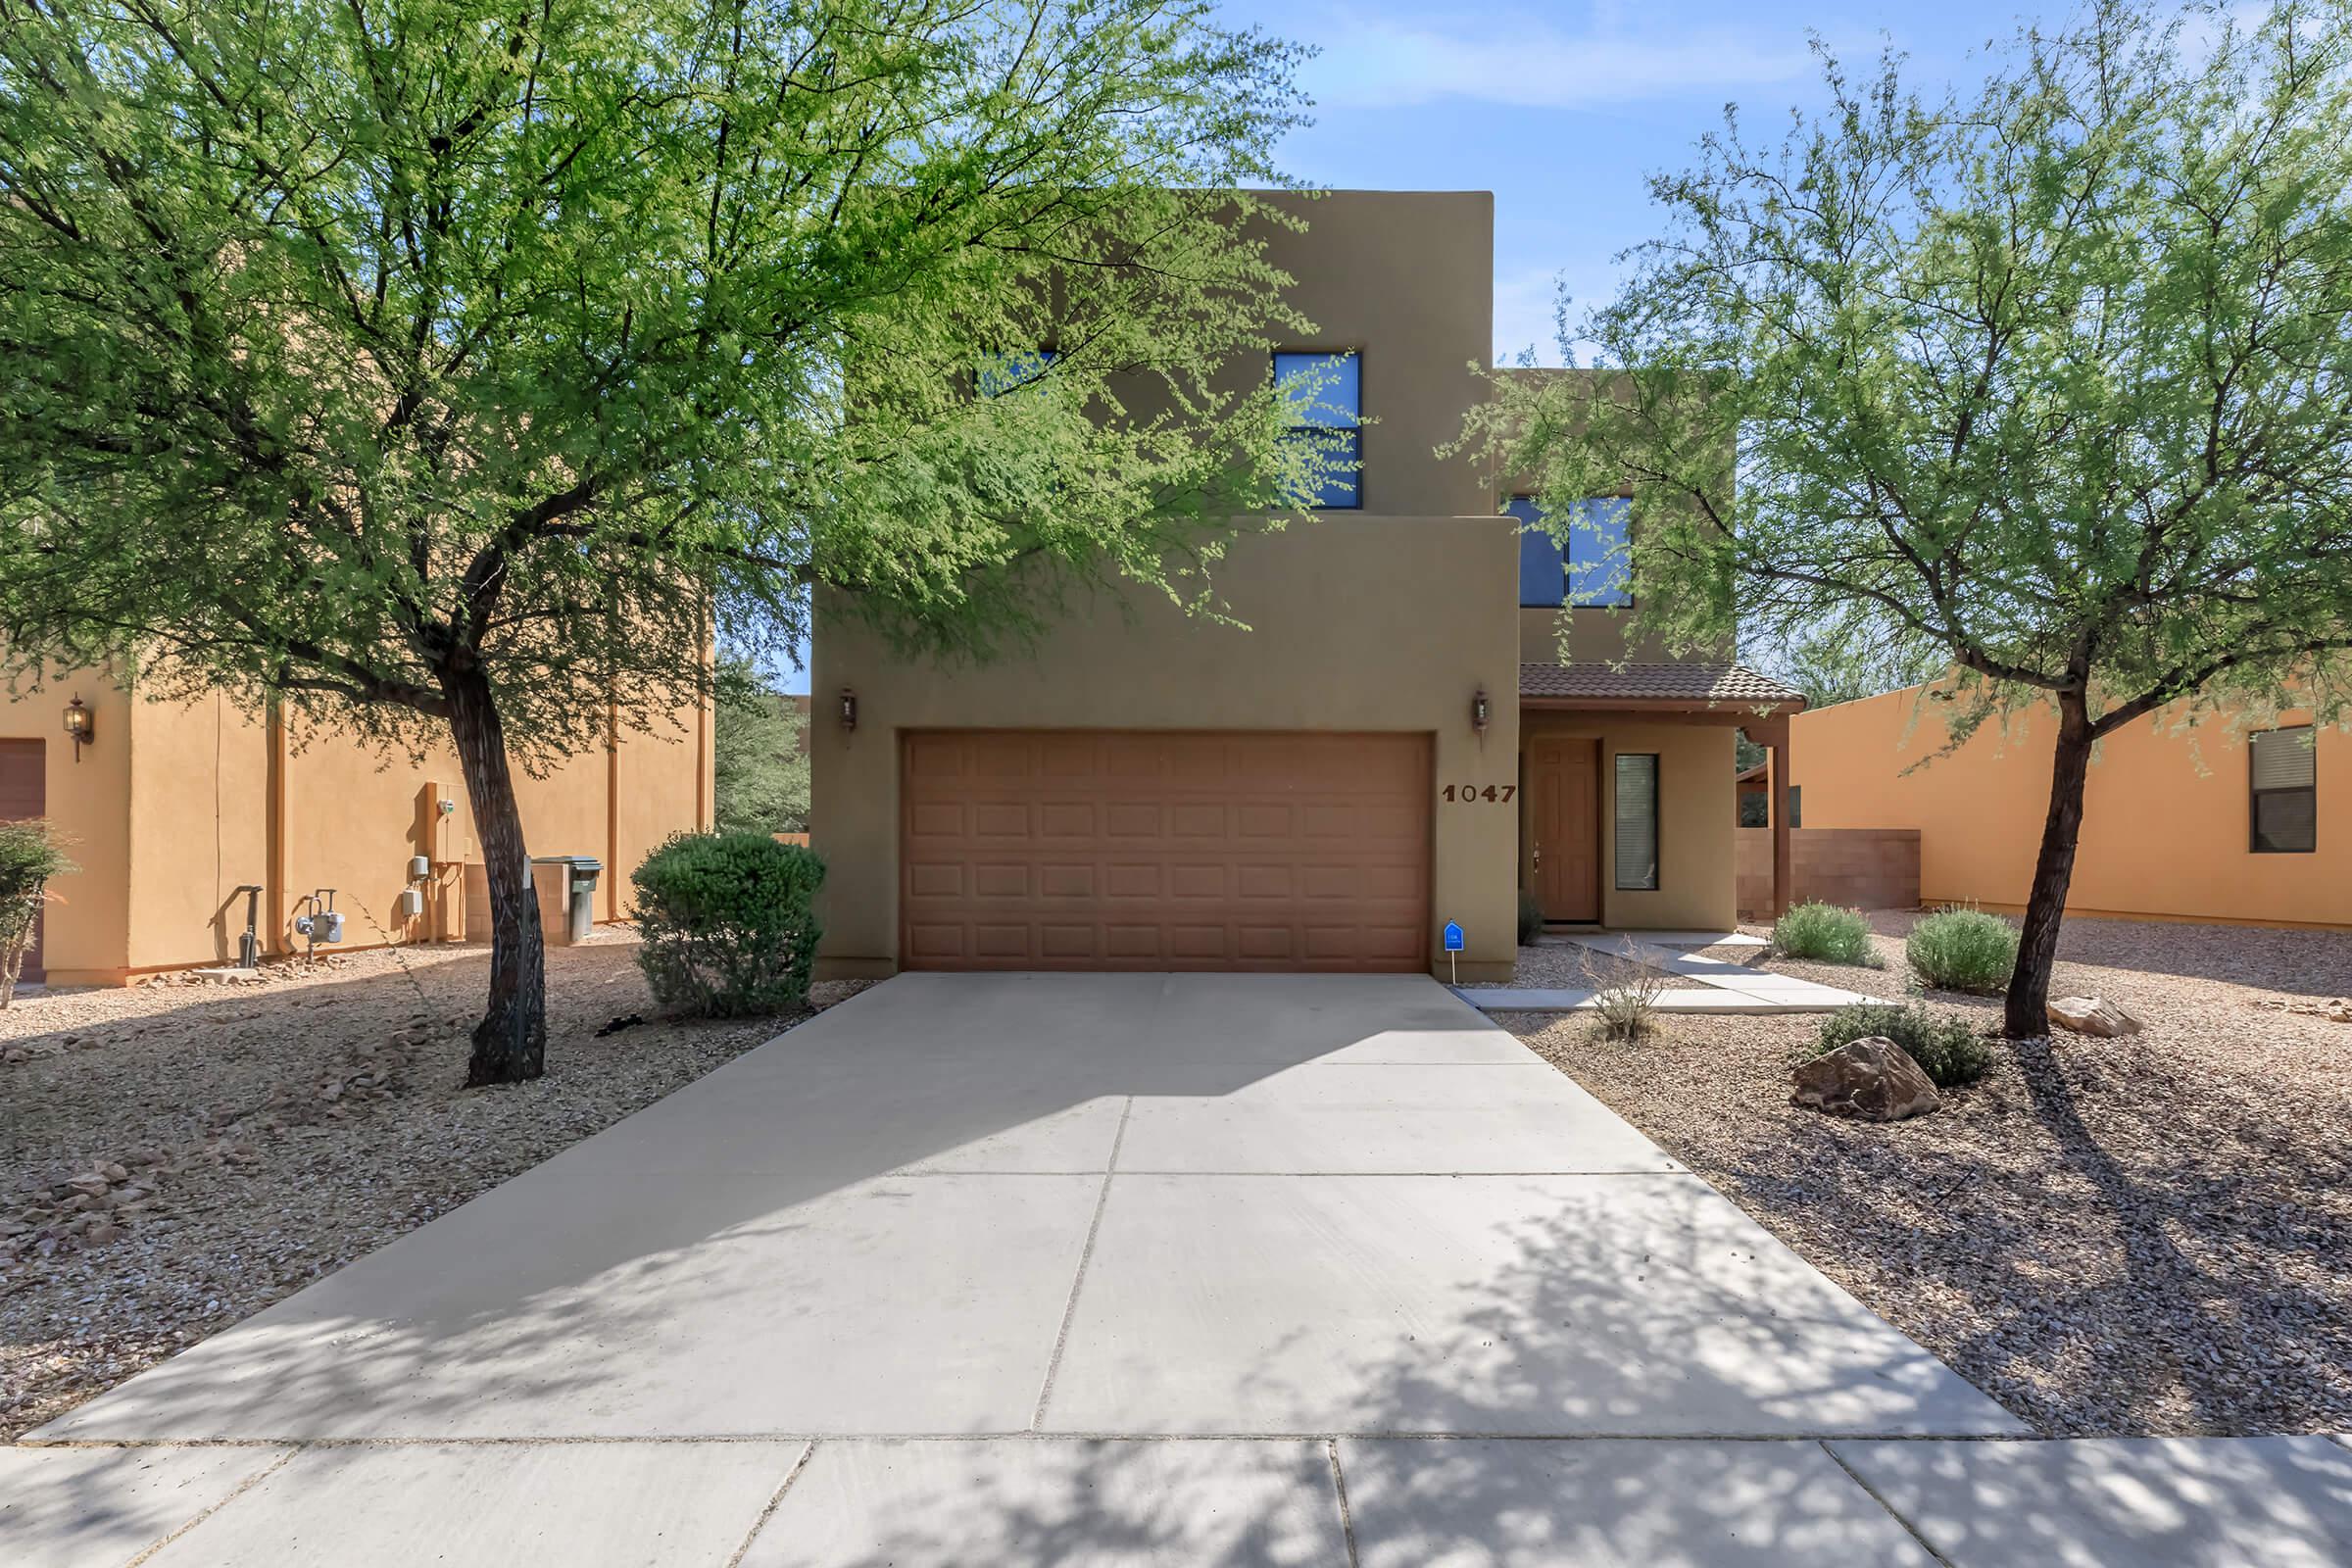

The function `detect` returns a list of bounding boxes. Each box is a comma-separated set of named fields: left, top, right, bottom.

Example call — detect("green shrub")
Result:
left=1771, top=902, right=1881, bottom=966
left=1517, top=887, right=1545, bottom=946
left=631, top=831, right=824, bottom=1017
left=1907, top=906, right=2019, bottom=994
left=0, top=818, right=73, bottom=1008
left=1811, top=1002, right=1994, bottom=1088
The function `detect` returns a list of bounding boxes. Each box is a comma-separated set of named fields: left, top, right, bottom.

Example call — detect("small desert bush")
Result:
left=1517, top=888, right=1545, bottom=946
left=1771, top=902, right=1881, bottom=966
left=1577, top=939, right=1667, bottom=1042
left=632, top=831, right=824, bottom=1017
left=1810, top=1002, right=1993, bottom=1088
left=0, top=818, right=73, bottom=1007
left=1907, top=906, right=2019, bottom=994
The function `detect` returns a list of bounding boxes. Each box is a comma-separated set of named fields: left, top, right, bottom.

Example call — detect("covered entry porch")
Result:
left=1516, top=663, right=1805, bottom=931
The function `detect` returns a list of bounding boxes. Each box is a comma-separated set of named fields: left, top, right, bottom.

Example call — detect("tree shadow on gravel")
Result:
left=1697, top=1031, right=2352, bottom=1437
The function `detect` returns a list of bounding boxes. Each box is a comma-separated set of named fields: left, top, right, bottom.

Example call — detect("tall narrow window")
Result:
left=2250, top=726, right=2317, bottom=853
left=1567, top=496, right=1633, bottom=608
left=1507, top=496, right=1562, bottom=608
left=1275, top=351, right=1362, bottom=509
left=1614, top=754, right=1660, bottom=890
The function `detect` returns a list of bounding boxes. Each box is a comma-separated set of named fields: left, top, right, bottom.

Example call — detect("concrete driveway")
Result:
left=5, top=973, right=2062, bottom=1563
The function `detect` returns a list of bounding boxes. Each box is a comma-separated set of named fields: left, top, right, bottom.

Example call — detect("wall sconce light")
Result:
left=62, top=695, right=93, bottom=760
left=1470, top=687, right=1491, bottom=736
left=838, top=687, right=858, bottom=731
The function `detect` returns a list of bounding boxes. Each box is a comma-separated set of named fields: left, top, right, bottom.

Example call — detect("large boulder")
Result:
left=1791, top=1037, right=1942, bottom=1122
left=2047, top=995, right=2142, bottom=1037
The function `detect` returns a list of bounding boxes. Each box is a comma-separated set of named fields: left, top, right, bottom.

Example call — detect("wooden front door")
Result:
left=1528, top=738, right=1600, bottom=923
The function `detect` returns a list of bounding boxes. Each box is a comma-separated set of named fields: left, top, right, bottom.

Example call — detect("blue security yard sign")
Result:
left=1442, top=921, right=1464, bottom=953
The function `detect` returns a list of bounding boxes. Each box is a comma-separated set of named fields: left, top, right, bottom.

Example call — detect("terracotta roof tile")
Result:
left=1517, top=662, right=1805, bottom=707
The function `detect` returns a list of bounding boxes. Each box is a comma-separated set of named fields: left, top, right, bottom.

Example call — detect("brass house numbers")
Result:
left=1441, top=784, right=1516, bottom=805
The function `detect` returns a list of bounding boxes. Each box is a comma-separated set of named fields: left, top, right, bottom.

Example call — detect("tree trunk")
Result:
left=443, top=664, right=547, bottom=1085
left=2004, top=691, right=2095, bottom=1038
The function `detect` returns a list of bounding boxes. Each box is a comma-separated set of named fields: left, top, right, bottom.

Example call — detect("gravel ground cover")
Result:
left=1500, top=913, right=2352, bottom=1437
left=0, top=931, right=863, bottom=1441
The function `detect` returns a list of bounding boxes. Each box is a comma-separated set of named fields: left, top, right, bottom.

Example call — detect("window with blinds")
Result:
left=1614, top=754, right=1660, bottom=890
left=2250, top=726, right=2317, bottom=854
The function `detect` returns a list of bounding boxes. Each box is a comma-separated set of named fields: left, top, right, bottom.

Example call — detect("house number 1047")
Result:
left=1441, top=784, right=1516, bottom=804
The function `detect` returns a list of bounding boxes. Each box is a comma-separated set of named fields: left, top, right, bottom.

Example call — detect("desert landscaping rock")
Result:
left=0, top=931, right=865, bottom=1440
left=1501, top=910, right=2352, bottom=1439
left=1792, top=1036, right=1942, bottom=1121
left=2047, top=995, right=2142, bottom=1036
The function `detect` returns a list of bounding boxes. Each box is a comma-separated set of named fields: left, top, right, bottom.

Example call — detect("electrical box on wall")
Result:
left=397, top=887, right=424, bottom=919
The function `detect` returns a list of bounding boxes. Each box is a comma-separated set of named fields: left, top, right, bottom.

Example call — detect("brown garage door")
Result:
left=901, top=730, right=1431, bottom=971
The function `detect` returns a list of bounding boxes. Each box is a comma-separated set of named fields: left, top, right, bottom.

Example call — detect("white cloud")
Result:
left=1302, top=7, right=1817, bottom=111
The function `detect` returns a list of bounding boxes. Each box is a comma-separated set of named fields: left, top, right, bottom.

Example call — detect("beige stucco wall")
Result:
left=1, top=668, right=710, bottom=983
left=1517, top=608, right=1684, bottom=666
left=1794, top=687, right=2350, bottom=929
left=124, top=692, right=271, bottom=971
left=812, top=515, right=1523, bottom=979
left=0, top=671, right=135, bottom=980
left=1517, top=713, right=1738, bottom=931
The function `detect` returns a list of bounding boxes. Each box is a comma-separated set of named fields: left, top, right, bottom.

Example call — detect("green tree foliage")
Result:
left=0, top=0, right=1320, bottom=1080
left=0, top=818, right=73, bottom=1007
left=712, top=660, right=808, bottom=838
left=1464, top=1, right=2352, bottom=1036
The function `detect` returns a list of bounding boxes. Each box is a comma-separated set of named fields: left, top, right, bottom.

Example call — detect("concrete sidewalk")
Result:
left=7, top=973, right=2346, bottom=1565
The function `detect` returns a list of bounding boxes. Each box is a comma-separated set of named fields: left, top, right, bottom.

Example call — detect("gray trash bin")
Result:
left=531, top=856, right=602, bottom=944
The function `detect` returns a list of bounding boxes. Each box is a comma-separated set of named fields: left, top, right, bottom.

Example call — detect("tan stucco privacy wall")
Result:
left=1792, top=686, right=2350, bottom=929
left=812, top=516, right=1524, bottom=980
left=1518, top=713, right=1738, bottom=931
left=1, top=670, right=713, bottom=984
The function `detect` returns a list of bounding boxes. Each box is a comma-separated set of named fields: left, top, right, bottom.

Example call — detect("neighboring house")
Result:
left=1792, top=684, right=2345, bottom=930
left=0, top=675, right=712, bottom=985
left=810, top=191, right=1802, bottom=983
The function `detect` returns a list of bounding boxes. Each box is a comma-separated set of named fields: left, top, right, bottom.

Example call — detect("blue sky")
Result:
left=772, top=2, right=2068, bottom=690
left=1231, top=0, right=2072, bottom=364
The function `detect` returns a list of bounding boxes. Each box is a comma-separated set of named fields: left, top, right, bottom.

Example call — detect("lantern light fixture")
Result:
left=1470, top=687, right=1491, bottom=736
left=838, top=687, right=858, bottom=731
left=62, top=695, right=93, bottom=760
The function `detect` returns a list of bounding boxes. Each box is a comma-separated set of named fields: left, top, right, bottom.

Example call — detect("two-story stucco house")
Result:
left=809, top=191, right=1801, bottom=983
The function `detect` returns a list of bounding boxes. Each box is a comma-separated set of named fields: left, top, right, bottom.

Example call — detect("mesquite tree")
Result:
left=1467, top=1, right=2352, bottom=1036
left=0, top=0, right=1322, bottom=1081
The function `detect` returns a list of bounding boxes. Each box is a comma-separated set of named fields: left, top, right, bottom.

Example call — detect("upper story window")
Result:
left=2250, top=725, right=2317, bottom=853
left=977, top=349, right=1057, bottom=395
left=1274, top=351, right=1361, bottom=510
left=1508, top=495, right=1633, bottom=609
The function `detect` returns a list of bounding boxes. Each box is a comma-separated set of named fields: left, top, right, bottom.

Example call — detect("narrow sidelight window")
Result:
left=2250, top=726, right=2317, bottom=853
left=1274, top=351, right=1362, bottom=509
left=1614, top=754, right=1660, bottom=890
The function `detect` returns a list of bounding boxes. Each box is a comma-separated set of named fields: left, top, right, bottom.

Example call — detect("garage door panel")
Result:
left=901, top=731, right=1431, bottom=973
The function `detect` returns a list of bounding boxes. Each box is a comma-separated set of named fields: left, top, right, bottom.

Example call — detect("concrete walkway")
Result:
left=7, top=973, right=2346, bottom=1566
left=1455, top=929, right=1886, bottom=1014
